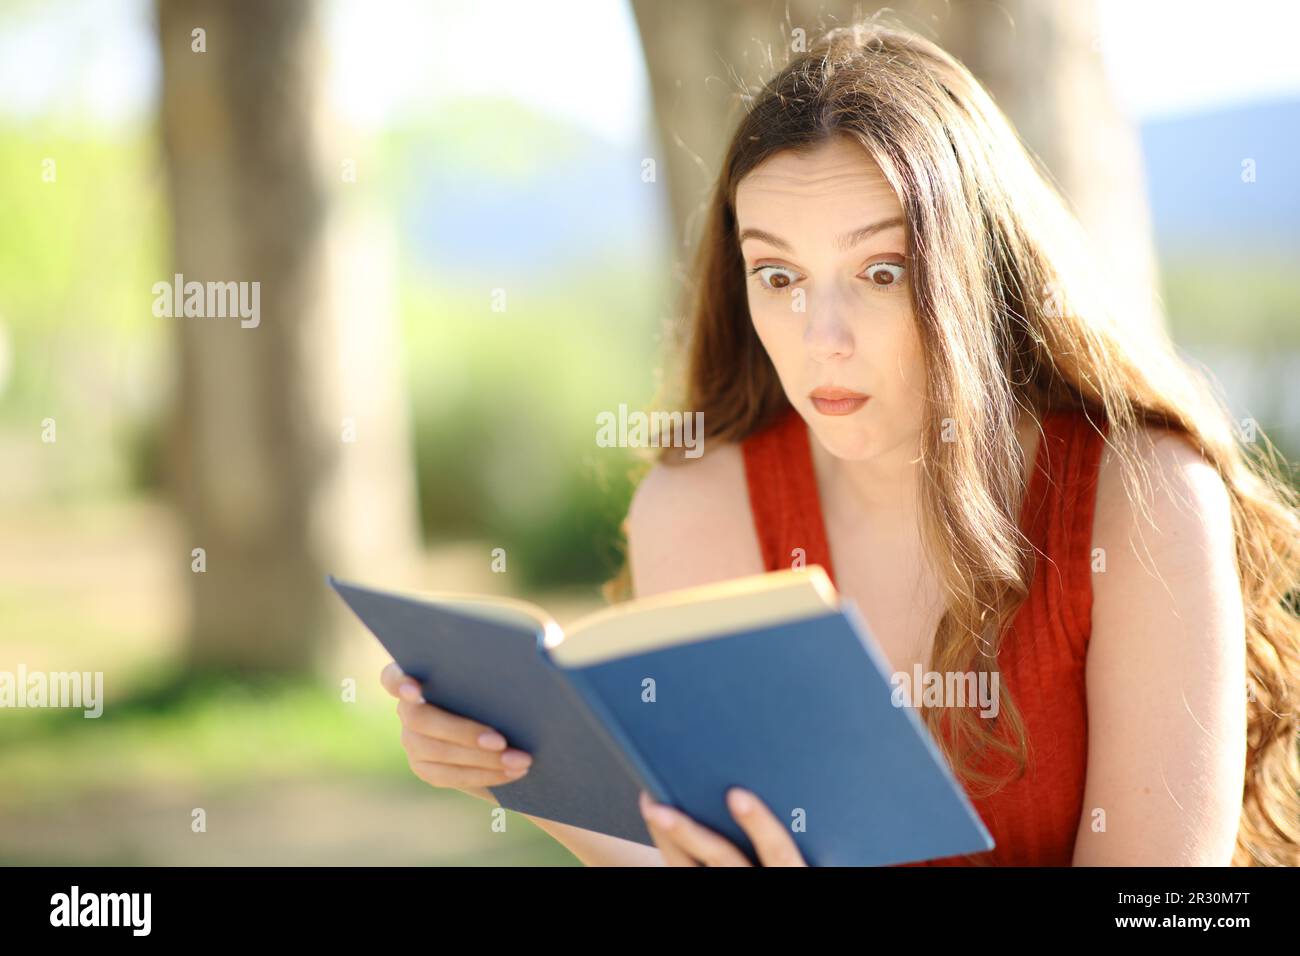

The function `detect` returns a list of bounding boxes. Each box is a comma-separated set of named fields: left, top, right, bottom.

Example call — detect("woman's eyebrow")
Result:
left=738, top=216, right=906, bottom=252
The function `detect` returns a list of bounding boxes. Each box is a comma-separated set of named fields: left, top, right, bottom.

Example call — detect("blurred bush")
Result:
left=401, top=277, right=655, bottom=589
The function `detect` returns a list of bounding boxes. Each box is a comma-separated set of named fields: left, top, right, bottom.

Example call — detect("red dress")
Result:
left=741, top=404, right=1107, bottom=865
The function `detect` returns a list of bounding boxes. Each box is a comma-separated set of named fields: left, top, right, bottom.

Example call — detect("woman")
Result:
left=381, top=21, right=1300, bottom=866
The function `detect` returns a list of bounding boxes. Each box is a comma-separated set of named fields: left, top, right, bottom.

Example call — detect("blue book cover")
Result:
left=328, top=568, right=994, bottom=866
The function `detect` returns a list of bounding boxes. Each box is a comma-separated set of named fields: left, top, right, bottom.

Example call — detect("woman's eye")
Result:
left=747, top=265, right=799, bottom=292
left=746, top=262, right=906, bottom=293
left=863, top=262, right=906, bottom=289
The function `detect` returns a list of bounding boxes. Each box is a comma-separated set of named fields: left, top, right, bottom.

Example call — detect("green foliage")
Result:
left=0, top=122, right=167, bottom=501
left=1162, top=255, right=1300, bottom=347
left=400, top=261, right=663, bottom=588
left=0, top=123, right=164, bottom=410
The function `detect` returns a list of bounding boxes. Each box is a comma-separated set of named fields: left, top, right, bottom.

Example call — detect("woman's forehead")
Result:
left=735, top=140, right=904, bottom=232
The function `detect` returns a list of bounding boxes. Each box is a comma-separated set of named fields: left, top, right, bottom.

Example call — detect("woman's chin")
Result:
left=807, top=422, right=876, bottom=461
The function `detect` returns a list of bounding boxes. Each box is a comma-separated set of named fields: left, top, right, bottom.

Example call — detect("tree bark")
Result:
left=916, top=0, right=1164, bottom=330
left=156, top=0, right=418, bottom=674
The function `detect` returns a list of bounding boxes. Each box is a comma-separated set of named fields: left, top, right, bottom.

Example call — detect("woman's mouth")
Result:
left=809, top=387, right=870, bottom=416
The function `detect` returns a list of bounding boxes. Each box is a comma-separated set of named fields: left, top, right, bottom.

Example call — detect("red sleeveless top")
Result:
left=741, top=404, right=1107, bottom=866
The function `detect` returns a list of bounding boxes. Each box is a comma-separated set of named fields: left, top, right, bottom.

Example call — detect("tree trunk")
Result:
left=156, top=0, right=418, bottom=675
left=918, top=0, right=1164, bottom=330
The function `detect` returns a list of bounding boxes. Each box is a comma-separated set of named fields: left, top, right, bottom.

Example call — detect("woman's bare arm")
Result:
left=1072, top=427, right=1247, bottom=865
left=518, top=815, right=666, bottom=866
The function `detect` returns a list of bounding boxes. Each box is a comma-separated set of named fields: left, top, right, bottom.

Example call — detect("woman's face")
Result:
left=735, top=135, right=927, bottom=462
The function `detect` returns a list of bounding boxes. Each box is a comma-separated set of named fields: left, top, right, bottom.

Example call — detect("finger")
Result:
left=379, top=661, right=403, bottom=696
left=640, top=792, right=750, bottom=867
left=727, top=788, right=806, bottom=867
left=642, top=816, right=699, bottom=864
left=639, top=792, right=697, bottom=866
left=649, top=826, right=699, bottom=867
left=379, top=662, right=424, bottom=703
left=401, top=728, right=532, bottom=774
left=409, top=760, right=525, bottom=791
left=397, top=699, right=511, bottom=752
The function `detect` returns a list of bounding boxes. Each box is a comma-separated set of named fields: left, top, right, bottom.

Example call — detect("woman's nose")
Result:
left=802, top=304, right=855, bottom=362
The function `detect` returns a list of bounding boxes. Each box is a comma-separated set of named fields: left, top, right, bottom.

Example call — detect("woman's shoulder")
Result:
left=1092, top=420, right=1234, bottom=550
left=1089, top=418, right=1240, bottom=642
left=624, top=440, right=766, bottom=599
left=1040, top=406, right=1230, bottom=544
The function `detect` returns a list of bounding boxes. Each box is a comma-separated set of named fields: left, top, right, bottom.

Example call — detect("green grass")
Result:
left=0, top=667, right=591, bottom=865
left=0, top=670, right=409, bottom=815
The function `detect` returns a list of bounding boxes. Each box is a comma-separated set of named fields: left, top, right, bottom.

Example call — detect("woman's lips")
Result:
left=809, top=387, right=870, bottom=416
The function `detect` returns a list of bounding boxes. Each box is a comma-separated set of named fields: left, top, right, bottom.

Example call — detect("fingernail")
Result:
left=729, top=789, right=754, bottom=814
left=501, top=750, right=531, bottom=769
left=478, top=731, right=507, bottom=750
left=504, top=766, right=528, bottom=778
left=401, top=682, right=422, bottom=701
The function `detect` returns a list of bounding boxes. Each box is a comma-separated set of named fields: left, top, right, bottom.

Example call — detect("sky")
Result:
left=1095, top=0, right=1300, bottom=119
left=1, top=0, right=1299, bottom=138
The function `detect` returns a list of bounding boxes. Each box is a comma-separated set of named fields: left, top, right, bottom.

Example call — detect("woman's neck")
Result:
left=807, top=408, right=1040, bottom=524
left=808, top=426, right=925, bottom=518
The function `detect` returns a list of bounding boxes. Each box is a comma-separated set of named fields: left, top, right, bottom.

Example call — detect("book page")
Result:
left=550, top=566, right=839, bottom=667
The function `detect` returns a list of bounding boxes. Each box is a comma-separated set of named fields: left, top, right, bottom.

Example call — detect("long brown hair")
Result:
left=608, top=19, right=1300, bottom=866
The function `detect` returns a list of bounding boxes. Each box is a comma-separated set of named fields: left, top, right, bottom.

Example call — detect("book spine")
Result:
left=541, top=650, right=676, bottom=806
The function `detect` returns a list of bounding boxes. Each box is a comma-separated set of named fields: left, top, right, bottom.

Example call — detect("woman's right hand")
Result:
left=380, top=661, right=533, bottom=804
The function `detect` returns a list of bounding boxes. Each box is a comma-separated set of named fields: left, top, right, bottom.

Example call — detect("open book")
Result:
left=327, top=566, right=993, bottom=867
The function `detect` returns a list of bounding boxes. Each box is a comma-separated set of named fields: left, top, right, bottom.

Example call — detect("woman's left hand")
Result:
left=639, top=788, right=808, bottom=866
